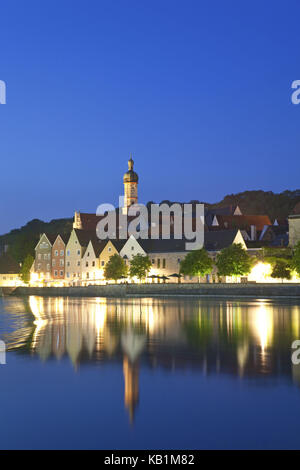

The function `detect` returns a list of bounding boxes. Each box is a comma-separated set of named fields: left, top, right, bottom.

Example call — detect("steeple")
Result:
left=123, top=154, right=139, bottom=211
left=128, top=153, right=134, bottom=171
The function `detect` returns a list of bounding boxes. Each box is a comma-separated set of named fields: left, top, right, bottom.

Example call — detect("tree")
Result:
left=271, top=259, right=292, bottom=281
left=104, top=254, right=127, bottom=282
left=216, top=243, right=252, bottom=279
left=292, top=241, right=300, bottom=277
left=20, top=254, right=34, bottom=284
left=180, top=248, right=212, bottom=282
left=129, top=254, right=152, bottom=281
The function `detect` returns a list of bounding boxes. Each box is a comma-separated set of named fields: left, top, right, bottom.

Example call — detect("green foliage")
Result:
left=20, top=254, right=34, bottom=284
left=292, top=241, right=300, bottom=276
left=129, top=254, right=152, bottom=281
left=180, top=248, right=212, bottom=280
left=271, top=259, right=292, bottom=280
left=216, top=243, right=252, bottom=278
left=1, top=218, right=72, bottom=263
left=104, top=254, right=128, bottom=281
left=208, top=189, right=300, bottom=220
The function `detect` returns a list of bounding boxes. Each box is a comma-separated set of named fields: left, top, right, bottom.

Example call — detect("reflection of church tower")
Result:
left=121, top=330, right=145, bottom=424
left=123, top=356, right=139, bottom=424
left=123, top=155, right=138, bottom=211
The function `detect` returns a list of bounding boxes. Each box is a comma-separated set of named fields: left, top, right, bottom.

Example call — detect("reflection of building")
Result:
left=123, top=357, right=139, bottom=423
left=5, top=296, right=300, bottom=422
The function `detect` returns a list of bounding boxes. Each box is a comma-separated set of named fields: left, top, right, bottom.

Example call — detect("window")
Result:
left=67, top=273, right=70, bottom=278
left=38, top=254, right=41, bottom=260
left=47, top=264, right=50, bottom=270
left=77, top=261, right=80, bottom=266
left=86, top=262, right=89, bottom=267
left=87, top=252, right=90, bottom=257
left=67, top=261, right=70, bottom=267
left=55, top=250, right=58, bottom=256
left=177, top=258, right=181, bottom=264
left=157, top=259, right=160, bottom=268
left=101, top=261, right=105, bottom=266
left=44, top=254, right=48, bottom=260
left=67, top=250, right=70, bottom=256
left=163, top=259, right=166, bottom=268
left=52, top=260, right=56, bottom=267
left=54, top=270, right=58, bottom=277
left=60, top=271, right=63, bottom=276
left=152, top=259, right=155, bottom=264
left=108, top=247, right=111, bottom=252
left=131, top=246, right=134, bottom=251
left=77, top=250, right=80, bottom=255
left=60, top=259, right=64, bottom=266
left=92, top=261, right=95, bottom=267
left=60, top=250, right=64, bottom=256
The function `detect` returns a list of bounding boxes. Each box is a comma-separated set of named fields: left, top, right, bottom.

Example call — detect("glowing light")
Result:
left=249, top=262, right=272, bottom=283
left=253, top=302, right=273, bottom=352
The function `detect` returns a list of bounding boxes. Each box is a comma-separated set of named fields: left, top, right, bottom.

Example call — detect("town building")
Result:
left=0, top=253, right=22, bottom=287
left=289, top=203, right=300, bottom=246
left=51, top=235, right=68, bottom=283
left=34, top=234, right=57, bottom=282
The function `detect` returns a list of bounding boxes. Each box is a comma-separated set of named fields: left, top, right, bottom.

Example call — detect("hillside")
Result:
left=0, top=218, right=73, bottom=263
left=208, top=190, right=300, bottom=220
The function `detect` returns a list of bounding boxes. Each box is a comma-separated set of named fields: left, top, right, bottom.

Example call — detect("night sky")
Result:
left=0, top=0, right=300, bottom=234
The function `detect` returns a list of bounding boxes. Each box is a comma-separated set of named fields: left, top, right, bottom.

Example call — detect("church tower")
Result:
left=123, top=154, right=138, bottom=210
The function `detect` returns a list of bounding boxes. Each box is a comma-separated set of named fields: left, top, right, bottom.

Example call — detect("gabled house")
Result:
left=51, top=234, right=69, bottom=282
left=120, top=235, right=147, bottom=263
left=34, top=233, right=57, bottom=282
left=99, top=239, right=127, bottom=273
left=81, top=239, right=107, bottom=284
left=65, top=229, right=95, bottom=285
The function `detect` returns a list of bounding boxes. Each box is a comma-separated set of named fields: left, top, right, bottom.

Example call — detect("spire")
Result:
left=128, top=153, right=134, bottom=171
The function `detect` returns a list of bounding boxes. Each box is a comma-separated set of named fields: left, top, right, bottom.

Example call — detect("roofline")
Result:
left=34, top=233, right=53, bottom=250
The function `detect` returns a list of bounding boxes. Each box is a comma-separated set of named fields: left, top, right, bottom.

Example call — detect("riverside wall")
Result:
left=8, top=283, right=300, bottom=298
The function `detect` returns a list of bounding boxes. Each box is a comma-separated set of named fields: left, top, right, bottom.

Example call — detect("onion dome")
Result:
left=123, top=155, right=138, bottom=183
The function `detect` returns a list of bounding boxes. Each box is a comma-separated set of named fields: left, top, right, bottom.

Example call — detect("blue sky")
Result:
left=0, top=0, right=299, bottom=234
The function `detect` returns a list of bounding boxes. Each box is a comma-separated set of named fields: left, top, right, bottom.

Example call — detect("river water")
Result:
left=0, top=295, right=300, bottom=449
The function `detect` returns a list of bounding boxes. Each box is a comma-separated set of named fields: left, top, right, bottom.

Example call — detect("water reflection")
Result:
left=1, top=295, right=300, bottom=423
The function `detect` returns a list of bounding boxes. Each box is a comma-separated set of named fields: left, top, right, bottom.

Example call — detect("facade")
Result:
left=51, top=235, right=68, bottom=282
left=289, top=215, right=300, bottom=246
left=34, top=234, right=56, bottom=282
left=65, top=229, right=92, bottom=285
left=81, top=239, right=107, bottom=284
left=99, top=240, right=126, bottom=274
